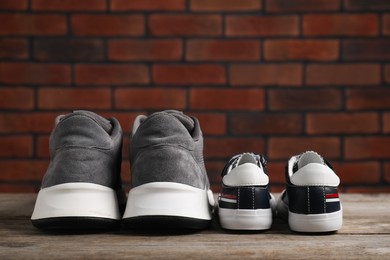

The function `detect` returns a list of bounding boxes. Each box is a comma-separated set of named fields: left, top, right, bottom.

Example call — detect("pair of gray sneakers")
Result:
left=31, top=110, right=214, bottom=230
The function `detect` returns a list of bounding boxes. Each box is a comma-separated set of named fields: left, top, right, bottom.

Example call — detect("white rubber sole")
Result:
left=288, top=208, right=343, bottom=233
left=218, top=207, right=272, bottom=230
left=277, top=198, right=343, bottom=232
left=123, top=182, right=214, bottom=220
left=31, top=183, right=120, bottom=220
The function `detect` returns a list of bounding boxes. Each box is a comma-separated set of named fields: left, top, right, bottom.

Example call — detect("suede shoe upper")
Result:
left=130, top=110, right=209, bottom=190
left=41, top=111, right=124, bottom=202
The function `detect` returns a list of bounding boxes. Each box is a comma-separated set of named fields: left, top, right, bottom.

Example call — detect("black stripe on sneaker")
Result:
left=286, top=185, right=341, bottom=214
left=218, top=186, right=271, bottom=210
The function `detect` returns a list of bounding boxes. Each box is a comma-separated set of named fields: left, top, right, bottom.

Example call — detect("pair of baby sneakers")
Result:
left=217, top=151, right=343, bottom=233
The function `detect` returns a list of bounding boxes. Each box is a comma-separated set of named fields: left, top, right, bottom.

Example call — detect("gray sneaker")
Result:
left=122, top=110, right=214, bottom=229
left=31, top=111, right=126, bottom=230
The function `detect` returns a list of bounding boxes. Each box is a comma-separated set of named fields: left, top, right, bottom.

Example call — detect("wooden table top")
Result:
left=0, top=193, right=389, bottom=259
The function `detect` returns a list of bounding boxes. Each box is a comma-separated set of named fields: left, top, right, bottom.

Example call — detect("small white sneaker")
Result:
left=217, top=153, right=275, bottom=231
left=276, top=151, right=343, bottom=233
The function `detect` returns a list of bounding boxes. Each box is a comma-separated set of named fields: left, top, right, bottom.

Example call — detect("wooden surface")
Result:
left=0, top=194, right=389, bottom=259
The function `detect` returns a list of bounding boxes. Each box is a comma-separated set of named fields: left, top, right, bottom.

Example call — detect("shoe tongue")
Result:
left=57, top=110, right=112, bottom=134
left=297, top=151, right=324, bottom=169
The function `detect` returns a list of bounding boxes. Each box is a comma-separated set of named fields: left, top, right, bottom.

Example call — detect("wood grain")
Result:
left=0, top=194, right=389, bottom=259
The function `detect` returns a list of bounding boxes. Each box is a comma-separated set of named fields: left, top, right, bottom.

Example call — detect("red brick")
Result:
left=346, top=89, right=390, bottom=110
left=0, top=160, right=48, bottom=181
left=188, top=113, right=227, bottom=135
left=205, top=138, right=264, bottom=158
left=268, top=137, right=340, bottom=160
left=345, top=137, right=390, bottom=159
left=226, top=15, right=299, bottom=36
left=121, top=161, right=131, bottom=185
left=0, top=39, right=28, bottom=59
left=345, top=0, right=390, bottom=10
left=38, top=88, right=111, bottom=110
left=100, top=112, right=143, bottom=135
left=114, top=88, right=186, bottom=110
left=230, top=113, right=303, bottom=135
left=153, top=64, right=225, bottom=85
left=32, top=0, right=106, bottom=11
left=264, top=40, right=339, bottom=61
left=267, top=162, right=285, bottom=183
left=0, top=183, right=38, bottom=193
left=383, top=113, right=390, bottom=133
left=190, top=88, right=264, bottom=110
left=37, top=135, right=49, bottom=158
left=71, top=15, right=144, bottom=36
left=0, top=0, right=28, bottom=10
left=269, top=89, right=342, bottom=111
left=75, top=64, right=149, bottom=85
left=343, top=40, right=390, bottom=61
left=0, top=136, right=33, bottom=157
left=0, top=62, right=71, bottom=84
left=108, top=39, right=182, bottom=61
left=209, top=184, right=219, bottom=194
left=230, top=64, right=302, bottom=86
left=34, top=39, right=104, bottom=62
left=121, top=160, right=131, bottom=184
left=121, top=136, right=130, bottom=159
left=306, top=113, right=379, bottom=134
left=190, top=0, right=261, bottom=12
left=149, top=14, right=222, bottom=36
left=333, top=162, right=381, bottom=184
left=0, top=88, right=34, bottom=110
left=385, top=163, right=390, bottom=183
left=205, top=160, right=225, bottom=184
left=383, top=14, right=390, bottom=35
left=0, top=14, right=66, bottom=36
left=111, top=0, right=185, bottom=11
left=266, top=0, right=340, bottom=12
left=0, top=112, right=58, bottom=133
left=269, top=185, right=284, bottom=193
left=306, top=64, right=380, bottom=85
left=0, top=111, right=137, bottom=136
left=186, top=40, right=260, bottom=61
left=386, top=65, right=390, bottom=83
left=303, top=14, right=378, bottom=36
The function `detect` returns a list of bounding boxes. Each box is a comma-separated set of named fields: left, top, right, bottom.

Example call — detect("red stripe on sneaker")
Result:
left=326, top=193, right=339, bottom=199
left=221, top=194, right=237, bottom=200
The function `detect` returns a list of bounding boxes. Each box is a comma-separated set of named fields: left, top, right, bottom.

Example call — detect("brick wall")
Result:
left=0, top=0, right=389, bottom=193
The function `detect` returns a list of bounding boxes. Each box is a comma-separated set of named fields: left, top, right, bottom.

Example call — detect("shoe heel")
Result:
left=122, top=182, right=213, bottom=229
left=31, top=183, right=120, bottom=229
left=218, top=208, right=272, bottom=230
left=288, top=208, right=343, bottom=232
